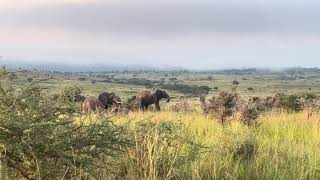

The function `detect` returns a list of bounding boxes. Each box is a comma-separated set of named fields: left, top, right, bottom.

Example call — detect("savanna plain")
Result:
left=1, top=68, right=320, bottom=180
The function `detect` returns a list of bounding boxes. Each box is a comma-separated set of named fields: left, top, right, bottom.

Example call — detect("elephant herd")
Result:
left=81, top=89, right=170, bottom=114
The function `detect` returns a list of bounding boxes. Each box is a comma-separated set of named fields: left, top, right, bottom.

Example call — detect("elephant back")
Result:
left=82, top=96, right=104, bottom=113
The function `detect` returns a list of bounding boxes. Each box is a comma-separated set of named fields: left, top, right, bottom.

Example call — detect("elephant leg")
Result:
left=139, top=102, right=145, bottom=111
left=92, top=104, right=97, bottom=112
left=155, top=101, right=160, bottom=111
left=84, top=104, right=90, bottom=114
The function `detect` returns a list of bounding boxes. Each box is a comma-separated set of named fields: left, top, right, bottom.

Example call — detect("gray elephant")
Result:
left=98, top=92, right=122, bottom=109
left=136, top=89, right=170, bottom=111
left=81, top=96, right=105, bottom=113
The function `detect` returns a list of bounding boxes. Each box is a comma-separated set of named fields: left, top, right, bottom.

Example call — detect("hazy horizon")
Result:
left=1, top=0, right=320, bottom=69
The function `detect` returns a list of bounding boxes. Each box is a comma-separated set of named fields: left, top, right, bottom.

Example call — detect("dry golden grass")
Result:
left=76, top=110, right=320, bottom=179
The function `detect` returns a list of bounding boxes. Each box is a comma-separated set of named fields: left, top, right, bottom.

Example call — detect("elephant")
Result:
left=98, top=92, right=122, bottom=110
left=81, top=96, right=105, bottom=113
left=136, top=89, right=170, bottom=111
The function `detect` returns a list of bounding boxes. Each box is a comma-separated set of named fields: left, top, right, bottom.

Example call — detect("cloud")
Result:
left=0, top=0, right=98, bottom=8
left=2, top=3, right=320, bottom=36
left=0, top=1, right=320, bottom=68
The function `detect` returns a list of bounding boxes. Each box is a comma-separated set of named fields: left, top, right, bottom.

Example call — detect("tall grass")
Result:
left=104, top=111, right=320, bottom=179
left=3, top=111, right=319, bottom=179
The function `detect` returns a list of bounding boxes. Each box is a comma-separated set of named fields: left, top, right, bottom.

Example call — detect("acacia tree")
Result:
left=0, top=71, right=131, bottom=179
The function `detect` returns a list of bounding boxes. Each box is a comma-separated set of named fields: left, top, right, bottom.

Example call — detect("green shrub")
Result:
left=91, top=79, right=97, bottom=84
left=275, top=93, right=303, bottom=112
left=60, top=86, right=85, bottom=103
left=0, top=72, right=131, bottom=179
left=232, top=80, right=240, bottom=85
left=78, top=77, right=86, bottom=81
left=27, top=77, right=33, bottom=83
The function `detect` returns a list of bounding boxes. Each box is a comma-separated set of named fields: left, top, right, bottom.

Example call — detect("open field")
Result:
left=8, top=68, right=320, bottom=99
left=1, top=68, right=320, bottom=179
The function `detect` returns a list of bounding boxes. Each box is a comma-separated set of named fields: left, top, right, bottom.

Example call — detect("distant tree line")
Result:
left=98, top=77, right=211, bottom=95
left=160, top=84, right=211, bottom=95
left=100, top=77, right=158, bottom=88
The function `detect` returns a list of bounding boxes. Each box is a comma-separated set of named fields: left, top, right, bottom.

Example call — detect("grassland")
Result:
left=9, top=68, right=320, bottom=99
left=2, top=67, right=320, bottom=179
left=77, top=110, right=320, bottom=179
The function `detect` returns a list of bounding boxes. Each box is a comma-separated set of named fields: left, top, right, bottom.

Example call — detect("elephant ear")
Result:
left=155, top=89, right=164, bottom=100
left=107, top=93, right=114, bottom=103
left=99, top=92, right=110, bottom=106
left=155, top=89, right=162, bottom=96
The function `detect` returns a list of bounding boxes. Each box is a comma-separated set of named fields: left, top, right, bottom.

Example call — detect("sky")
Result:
left=0, top=0, right=320, bottom=69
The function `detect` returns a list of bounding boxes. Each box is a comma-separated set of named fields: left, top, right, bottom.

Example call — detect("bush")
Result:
left=206, top=91, right=239, bottom=125
left=237, top=104, right=259, bottom=126
left=0, top=72, right=131, bottom=179
left=122, top=96, right=140, bottom=111
left=300, top=93, right=318, bottom=100
left=170, top=97, right=193, bottom=112
left=274, top=93, right=303, bottom=112
left=27, top=77, right=33, bottom=83
left=247, top=87, right=254, bottom=91
left=78, top=77, right=86, bottom=81
left=91, top=79, right=97, bottom=84
left=232, top=80, right=240, bottom=85
left=60, top=86, right=85, bottom=103
left=250, top=96, right=275, bottom=113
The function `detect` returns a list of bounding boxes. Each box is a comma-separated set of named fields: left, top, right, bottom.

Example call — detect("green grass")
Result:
left=10, top=69, right=320, bottom=98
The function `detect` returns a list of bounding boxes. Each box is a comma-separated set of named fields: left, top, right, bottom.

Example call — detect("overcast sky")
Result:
left=1, top=0, right=320, bottom=69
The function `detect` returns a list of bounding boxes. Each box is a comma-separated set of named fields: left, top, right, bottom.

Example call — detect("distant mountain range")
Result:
left=0, top=59, right=183, bottom=72
left=0, top=59, right=319, bottom=74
